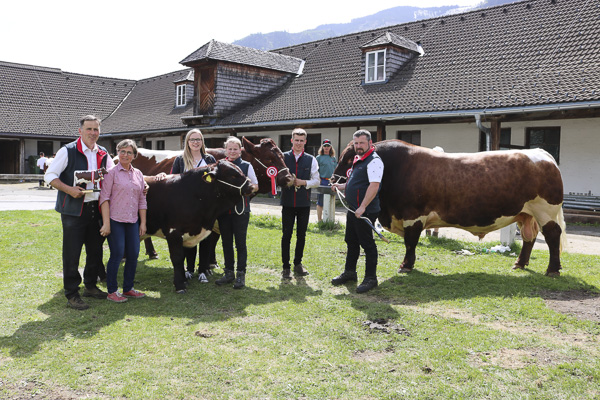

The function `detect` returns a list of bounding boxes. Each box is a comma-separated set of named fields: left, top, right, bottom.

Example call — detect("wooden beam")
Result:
left=490, top=120, right=501, bottom=150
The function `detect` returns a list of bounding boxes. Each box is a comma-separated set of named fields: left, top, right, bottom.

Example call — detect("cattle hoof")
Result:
left=398, top=267, right=413, bottom=274
left=148, top=253, right=159, bottom=260
left=545, top=271, right=561, bottom=278
left=209, top=263, right=219, bottom=269
left=198, top=273, right=209, bottom=283
left=512, top=264, right=526, bottom=270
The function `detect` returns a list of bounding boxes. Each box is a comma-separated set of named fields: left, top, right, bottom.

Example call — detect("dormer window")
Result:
left=176, top=84, right=186, bottom=107
left=366, top=49, right=386, bottom=83
left=361, top=32, right=421, bottom=85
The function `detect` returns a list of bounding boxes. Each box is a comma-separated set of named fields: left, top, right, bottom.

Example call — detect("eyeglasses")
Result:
left=189, top=138, right=203, bottom=143
left=119, top=150, right=134, bottom=156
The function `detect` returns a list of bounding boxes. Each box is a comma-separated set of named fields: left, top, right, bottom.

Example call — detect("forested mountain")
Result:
left=233, top=0, right=517, bottom=50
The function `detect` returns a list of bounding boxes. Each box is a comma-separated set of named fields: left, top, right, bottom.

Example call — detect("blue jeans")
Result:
left=106, top=219, right=140, bottom=294
left=316, top=178, right=330, bottom=206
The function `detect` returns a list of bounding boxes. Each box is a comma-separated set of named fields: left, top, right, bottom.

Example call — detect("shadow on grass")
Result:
left=375, top=268, right=598, bottom=304
left=0, top=261, right=323, bottom=358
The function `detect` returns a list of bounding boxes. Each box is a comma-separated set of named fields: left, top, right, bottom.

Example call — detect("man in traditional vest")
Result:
left=280, top=128, right=320, bottom=279
left=331, top=129, right=384, bottom=293
left=45, top=115, right=115, bottom=310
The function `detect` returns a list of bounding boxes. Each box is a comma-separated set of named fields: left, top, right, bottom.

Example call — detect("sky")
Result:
left=1, top=0, right=479, bottom=80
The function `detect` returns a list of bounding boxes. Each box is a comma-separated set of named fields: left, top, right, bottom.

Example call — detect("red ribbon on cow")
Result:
left=266, top=166, right=278, bottom=195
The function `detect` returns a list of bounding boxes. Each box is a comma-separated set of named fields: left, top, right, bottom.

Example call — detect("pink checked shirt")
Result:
left=99, top=163, right=147, bottom=224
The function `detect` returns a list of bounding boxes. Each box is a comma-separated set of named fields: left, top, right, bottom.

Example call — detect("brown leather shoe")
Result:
left=282, top=268, right=292, bottom=280
left=82, top=286, right=108, bottom=299
left=67, top=296, right=90, bottom=310
left=293, top=264, right=309, bottom=276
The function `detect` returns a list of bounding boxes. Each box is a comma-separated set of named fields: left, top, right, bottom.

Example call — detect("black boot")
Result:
left=233, top=271, right=245, bottom=289
left=215, top=269, right=235, bottom=285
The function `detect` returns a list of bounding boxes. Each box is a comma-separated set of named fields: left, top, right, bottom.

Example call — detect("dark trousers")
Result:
left=106, top=219, right=140, bottom=294
left=281, top=206, right=310, bottom=268
left=218, top=212, right=250, bottom=272
left=61, top=201, right=104, bottom=299
left=344, top=211, right=379, bottom=278
left=183, top=236, right=214, bottom=274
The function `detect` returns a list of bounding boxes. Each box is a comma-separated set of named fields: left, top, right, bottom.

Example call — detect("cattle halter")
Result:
left=253, top=157, right=289, bottom=176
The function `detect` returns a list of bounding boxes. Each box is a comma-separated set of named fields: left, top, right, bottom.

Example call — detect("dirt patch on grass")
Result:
left=469, top=347, right=574, bottom=369
left=0, top=379, right=115, bottom=400
left=541, top=289, right=600, bottom=322
left=403, top=303, right=599, bottom=355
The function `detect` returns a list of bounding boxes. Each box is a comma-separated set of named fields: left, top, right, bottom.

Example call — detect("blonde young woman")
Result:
left=171, top=129, right=217, bottom=281
left=215, top=137, right=258, bottom=289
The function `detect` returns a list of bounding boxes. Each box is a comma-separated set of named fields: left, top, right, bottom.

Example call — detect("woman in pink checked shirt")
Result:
left=99, top=139, right=147, bottom=303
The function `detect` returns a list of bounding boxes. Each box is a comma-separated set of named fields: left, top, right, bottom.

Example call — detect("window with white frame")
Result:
left=365, top=50, right=386, bottom=83
left=176, top=84, right=186, bottom=107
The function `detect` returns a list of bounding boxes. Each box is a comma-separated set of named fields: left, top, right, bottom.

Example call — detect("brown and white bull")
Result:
left=333, top=139, right=567, bottom=276
left=142, top=160, right=254, bottom=292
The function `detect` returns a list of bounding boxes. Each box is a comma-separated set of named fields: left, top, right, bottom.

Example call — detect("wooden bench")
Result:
left=563, top=195, right=600, bottom=224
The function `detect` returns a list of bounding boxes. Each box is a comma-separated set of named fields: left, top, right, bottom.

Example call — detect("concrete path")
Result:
left=2, top=182, right=599, bottom=255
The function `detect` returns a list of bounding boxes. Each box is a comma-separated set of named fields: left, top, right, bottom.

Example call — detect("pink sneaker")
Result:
left=107, top=292, right=128, bottom=303
left=122, top=289, right=146, bottom=298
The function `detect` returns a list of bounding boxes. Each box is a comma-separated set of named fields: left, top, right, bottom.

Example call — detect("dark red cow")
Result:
left=142, top=160, right=254, bottom=292
left=333, top=140, right=567, bottom=276
left=134, top=137, right=294, bottom=265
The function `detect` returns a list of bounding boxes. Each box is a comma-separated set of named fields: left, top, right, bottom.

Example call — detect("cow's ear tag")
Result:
left=203, top=171, right=213, bottom=183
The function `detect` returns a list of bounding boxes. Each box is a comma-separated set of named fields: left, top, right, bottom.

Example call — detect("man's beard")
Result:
left=355, top=148, right=365, bottom=155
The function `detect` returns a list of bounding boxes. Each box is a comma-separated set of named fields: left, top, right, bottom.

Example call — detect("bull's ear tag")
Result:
left=203, top=171, right=213, bottom=183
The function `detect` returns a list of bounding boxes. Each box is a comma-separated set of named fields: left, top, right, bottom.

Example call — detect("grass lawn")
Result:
left=0, top=210, right=599, bottom=399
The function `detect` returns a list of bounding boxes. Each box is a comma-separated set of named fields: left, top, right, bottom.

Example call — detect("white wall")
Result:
left=386, top=118, right=600, bottom=196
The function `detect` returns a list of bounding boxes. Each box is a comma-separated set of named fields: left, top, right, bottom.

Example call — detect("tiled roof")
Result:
left=100, top=69, right=195, bottom=134
left=181, top=39, right=304, bottom=75
left=217, top=0, right=600, bottom=126
left=0, top=61, right=135, bottom=137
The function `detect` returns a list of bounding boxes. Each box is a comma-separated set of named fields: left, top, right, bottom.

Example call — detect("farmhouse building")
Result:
left=1, top=0, right=599, bottom=198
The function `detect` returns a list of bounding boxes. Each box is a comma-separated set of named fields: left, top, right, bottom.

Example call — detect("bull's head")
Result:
left=243, top=137, right=294, bottom=191
left=332, top=141, right=356, bottom=184
left=212, top=160, right=254, bottom=197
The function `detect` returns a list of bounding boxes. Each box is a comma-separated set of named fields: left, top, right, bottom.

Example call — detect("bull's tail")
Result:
left=557, top=206, right=567, bottom=254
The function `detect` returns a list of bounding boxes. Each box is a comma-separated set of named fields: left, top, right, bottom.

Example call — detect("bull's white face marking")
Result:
left=137, top=148, right=182, bottom=163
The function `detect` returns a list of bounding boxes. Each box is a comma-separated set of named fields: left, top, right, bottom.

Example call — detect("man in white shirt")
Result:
left=36, top=152, right=48, bottom=187
left=45, top=115, right=115, bottom=310
left=279, top=128, right=320, bottom=279
left=331, top=130, right=384, bottom=293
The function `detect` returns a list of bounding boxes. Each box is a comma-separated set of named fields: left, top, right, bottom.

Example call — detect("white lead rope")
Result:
left=334, top=187, right=389, bottom=243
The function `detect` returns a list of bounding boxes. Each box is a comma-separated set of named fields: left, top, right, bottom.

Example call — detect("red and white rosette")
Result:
left=266, top=166, right=278, bottom=195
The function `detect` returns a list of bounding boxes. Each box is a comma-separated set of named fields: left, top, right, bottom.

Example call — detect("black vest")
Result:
left=345, top=150, right=382, bottom=215
left=280, top=150, right=314, bottom=208
left=55, top=139, right=109, bottom=216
